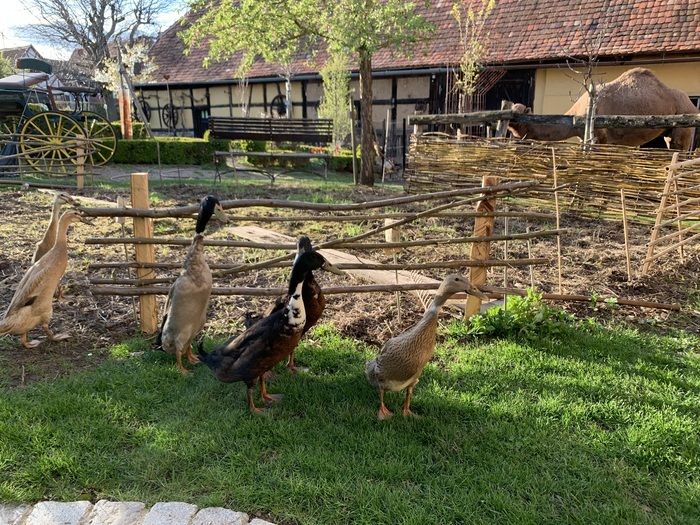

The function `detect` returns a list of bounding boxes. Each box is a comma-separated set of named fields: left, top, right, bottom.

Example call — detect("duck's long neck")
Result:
left=53, top=216, right=74, bottom=252
left=285, top=279, right=307, bottom=328
left=417, top=292, right=451, bottom=332
left=45, top=200, right=63, bottom=240
left=183, top=234, right=209, bottom=281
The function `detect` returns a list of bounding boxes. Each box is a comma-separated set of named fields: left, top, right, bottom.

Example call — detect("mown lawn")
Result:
left=1, top=317, right=699, bottom=524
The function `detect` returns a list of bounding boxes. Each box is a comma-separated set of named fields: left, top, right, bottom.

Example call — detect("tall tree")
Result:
left=18, top=0, right=172, bottom=118
left=19, top=0, right=172, bottom=63
left=452, top=0, right=495, bottom=113
left=184, top=0, right=432, bottom=186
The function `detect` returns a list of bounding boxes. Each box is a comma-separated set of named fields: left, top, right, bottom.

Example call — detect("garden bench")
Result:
left=208, top=117, right=333, bottom=183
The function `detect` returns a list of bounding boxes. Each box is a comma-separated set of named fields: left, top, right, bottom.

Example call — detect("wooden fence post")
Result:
left=642, top=153, right=678, bottom=275
left=76, top=134, right=85, bottom=190
left=130, top=172, right=158, bottom=333
left=465, top=175, right=499, bottom=318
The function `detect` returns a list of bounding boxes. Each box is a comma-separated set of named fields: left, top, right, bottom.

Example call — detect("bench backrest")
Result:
left=209, top=117, right=333, bottom=143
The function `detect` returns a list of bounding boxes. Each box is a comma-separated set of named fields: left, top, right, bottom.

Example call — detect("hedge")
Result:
left=112, top=136, right=354, bottom=170
left=112, top=137, right=230, bottom=165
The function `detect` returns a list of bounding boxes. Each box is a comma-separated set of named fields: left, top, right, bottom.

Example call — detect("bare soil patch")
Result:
left=1, top=171, right=698, bottom=386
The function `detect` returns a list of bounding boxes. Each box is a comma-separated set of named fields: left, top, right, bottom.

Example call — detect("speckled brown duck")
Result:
left=365, top=273, right=487, bottom=420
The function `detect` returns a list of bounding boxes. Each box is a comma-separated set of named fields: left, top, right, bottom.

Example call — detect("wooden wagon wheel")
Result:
left=19, top=111, right=84, bottom=175
left=137, top=97, right=152, bottom=122
left=269, top=94, right=287, bottom=118
left=75, top=111, right=117, bottom=165
left=162, top=104, right=178, bottom=128
left=0, top=116, right=21, bottom=151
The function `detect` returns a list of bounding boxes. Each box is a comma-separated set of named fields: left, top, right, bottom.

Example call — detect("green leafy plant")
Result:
left=453, top=289, right=576, bottom=340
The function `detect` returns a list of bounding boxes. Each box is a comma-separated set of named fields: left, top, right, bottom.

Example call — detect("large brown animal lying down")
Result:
left=508, top=68, right=697, bottom=150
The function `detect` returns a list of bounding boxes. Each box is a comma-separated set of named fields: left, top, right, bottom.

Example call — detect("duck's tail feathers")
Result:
left=154, top=314, right=167, bottom=351
left=0, top=317, right=14, bottom=336
left=243, top=311, right=262, bottom=329
left=365, top=359, right=380, bottom=388
left=197, top=340, right=220, bottom=370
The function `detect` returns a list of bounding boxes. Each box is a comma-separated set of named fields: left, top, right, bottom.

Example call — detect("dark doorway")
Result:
left=192, top=106, right=211, bottom=138
left=484, top=69, right=535, bottom=109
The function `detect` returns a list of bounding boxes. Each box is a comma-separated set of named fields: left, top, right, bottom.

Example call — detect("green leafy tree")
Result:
left=318, top=53, right=352, bottom=147
left=183, top=0, right=433, bottom=186
left=452, top=0, right=495, bottom=112
left=0, top=54, right=14, bottom=78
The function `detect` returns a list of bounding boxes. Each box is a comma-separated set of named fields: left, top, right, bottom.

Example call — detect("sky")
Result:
left=1, top=0, right=185, bottom=60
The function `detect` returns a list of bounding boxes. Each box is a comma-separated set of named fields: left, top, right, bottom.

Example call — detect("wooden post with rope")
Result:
left=464, top=175, right=499, bottom=318
left=130, top=173, right=158, bottom=333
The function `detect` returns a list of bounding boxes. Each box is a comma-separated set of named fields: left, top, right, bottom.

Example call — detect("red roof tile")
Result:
left=146, top=0, right=700, bottom=84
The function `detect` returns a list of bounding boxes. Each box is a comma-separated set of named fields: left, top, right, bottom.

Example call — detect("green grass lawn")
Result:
left=1, top=313, right=699, bottom=524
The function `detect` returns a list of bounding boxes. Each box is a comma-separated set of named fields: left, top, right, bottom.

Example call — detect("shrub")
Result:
left=112, top=137, right=230, bottom=165
left=230, top=139, right=268, bottom=166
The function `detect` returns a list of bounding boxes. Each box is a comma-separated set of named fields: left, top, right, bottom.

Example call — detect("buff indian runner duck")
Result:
left=156, top=195, right=227, bottom=374
left=0, top=209, right=91, bottom=348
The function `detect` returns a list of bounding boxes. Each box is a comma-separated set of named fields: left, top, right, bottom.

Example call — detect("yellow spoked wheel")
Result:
left=76, top=111, right=117, bottom=165
left=19, top=111, right=84, bottom=175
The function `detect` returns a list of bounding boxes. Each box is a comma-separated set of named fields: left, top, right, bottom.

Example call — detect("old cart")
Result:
left=0, top=59, right=117, bottom=176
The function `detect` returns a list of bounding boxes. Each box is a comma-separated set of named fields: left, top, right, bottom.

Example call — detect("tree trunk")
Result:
left=359, top=48, right=375, bottom=186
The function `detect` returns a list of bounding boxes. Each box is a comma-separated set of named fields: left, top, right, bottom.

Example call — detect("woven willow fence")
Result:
left=405, top=135, right=698, bottom=222
left=642, top=155, right=700, bottom=275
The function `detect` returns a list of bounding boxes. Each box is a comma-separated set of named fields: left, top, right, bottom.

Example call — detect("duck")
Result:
left=0, top=209, right=91, bottom=349
left=243, top=235, right=323, bottom=373
left=198, top=250, right=345, bottom=413
left=156, top=195, right=227, bottom=374
left=365, top=274, right=487, bottom=420
left=32, top=191, right=77, bottom=264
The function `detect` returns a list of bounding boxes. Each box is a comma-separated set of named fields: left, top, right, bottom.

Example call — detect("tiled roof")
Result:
left=0, top=45, right=43, bottom=65
left=146, top=0, right=700, bottom=84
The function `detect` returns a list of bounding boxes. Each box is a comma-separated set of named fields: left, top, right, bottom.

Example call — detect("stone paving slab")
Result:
left=88, top=500, right=146, bottom=525
left=250, top=519, right=278, bottom=525
left=0, top=504, right=31, bottom=525
left=25, top=501, right=93, bottom=525
left=191, top=507, right=248, bottom=525
left=0, top=501, right=276, bottom=525
left=142, top=502, right=198, bottom=525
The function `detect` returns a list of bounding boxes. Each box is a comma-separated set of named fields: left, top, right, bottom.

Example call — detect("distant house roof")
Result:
left=145, top=0, right=700, bottom=85
left=0, top=45, right=43, bottom=66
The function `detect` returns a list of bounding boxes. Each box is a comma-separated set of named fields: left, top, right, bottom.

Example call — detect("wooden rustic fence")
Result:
left=79, top=173, right=565, bottom=333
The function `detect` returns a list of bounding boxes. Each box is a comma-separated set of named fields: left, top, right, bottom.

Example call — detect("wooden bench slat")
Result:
left=209, top=116, right=333, bottom=142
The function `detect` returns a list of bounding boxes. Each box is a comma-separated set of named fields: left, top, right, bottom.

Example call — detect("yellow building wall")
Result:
left=533, top=62, right=700, bottom=114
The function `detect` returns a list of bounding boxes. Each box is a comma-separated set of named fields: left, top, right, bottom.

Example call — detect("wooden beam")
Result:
left=409, top=112, right=700, bottom=129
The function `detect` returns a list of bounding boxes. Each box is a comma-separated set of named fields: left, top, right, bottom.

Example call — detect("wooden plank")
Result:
left=228, top=225, right=494, bottom=310
left=130, top=173, right=158, bottom=334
